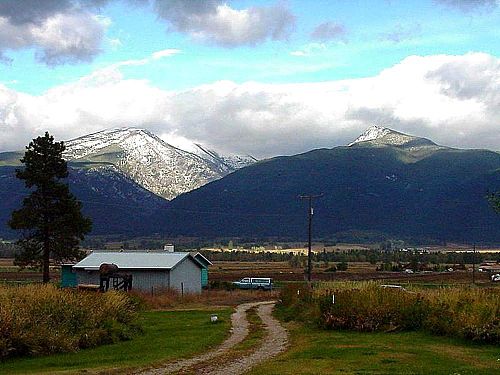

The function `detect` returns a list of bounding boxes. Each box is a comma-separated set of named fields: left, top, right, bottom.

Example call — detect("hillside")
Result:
left=0, top=165, right=166, bottom=237
left=1, top=126, right=498, bottom=242
left=154, top=127, right=500, bottom=242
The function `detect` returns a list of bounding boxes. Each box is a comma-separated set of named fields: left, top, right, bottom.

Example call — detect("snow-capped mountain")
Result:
left=348, top=125, right=442, bottom=154
left=187, top=143, right=257, bottom=173
left=348, top=125, right=392, bottom=146
left=64, top=128, right=257, bottom=200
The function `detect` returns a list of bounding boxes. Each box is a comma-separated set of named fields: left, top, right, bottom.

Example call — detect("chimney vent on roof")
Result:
left=164, top=244, right=174, bottom=252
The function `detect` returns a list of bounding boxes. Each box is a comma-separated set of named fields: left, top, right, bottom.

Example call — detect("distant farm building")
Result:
left=68, top=250, right=211, bottom=293
left=478, top=262, right=500, bottom=274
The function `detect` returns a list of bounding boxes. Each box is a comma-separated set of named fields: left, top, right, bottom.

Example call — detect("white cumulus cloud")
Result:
left=0, top=53, right=499, bottom=157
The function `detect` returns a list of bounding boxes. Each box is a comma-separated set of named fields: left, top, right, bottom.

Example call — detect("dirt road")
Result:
left=137, top=300, right=288, bottom=375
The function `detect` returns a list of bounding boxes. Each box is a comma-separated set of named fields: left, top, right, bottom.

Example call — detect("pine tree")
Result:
left=9, top=132, right=92, bottom=283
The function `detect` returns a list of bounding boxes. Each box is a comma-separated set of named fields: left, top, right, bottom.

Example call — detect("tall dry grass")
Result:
left=279, top=282, right=500, bottom=344
left=0, top=284, right=139, bottom=359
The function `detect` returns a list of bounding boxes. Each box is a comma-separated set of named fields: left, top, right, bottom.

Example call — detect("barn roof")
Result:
left=190, top=252, right=212, bottom=267
left=73, top=251, right=199, bottom=270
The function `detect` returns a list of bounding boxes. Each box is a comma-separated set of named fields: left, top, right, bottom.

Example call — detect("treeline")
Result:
left=0, top=242, right=18, bottom=258
left=201, top=249, right=500, bottom=265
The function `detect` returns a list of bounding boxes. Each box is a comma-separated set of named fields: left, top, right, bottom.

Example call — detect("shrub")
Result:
left=0, top=284, right=140, bottom=359
left=277, top=284, right=318, bottom=323
left=336, top=262, right=348, bottom=271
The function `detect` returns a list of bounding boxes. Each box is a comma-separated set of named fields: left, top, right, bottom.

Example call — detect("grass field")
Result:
left=249, top=321, right=500, bottom=375
left=0, top=308, right=231, bottom=374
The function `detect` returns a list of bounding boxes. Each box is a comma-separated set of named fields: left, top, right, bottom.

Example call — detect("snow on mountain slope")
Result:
left=349, top=125, right=439, bottom=149
left=190, top=143, right=257, bottom=172
left=64, top=128, right=221, bottom=200
left=348, top=125, right=392, bottom=146
left=63, top=128, right=257, bottom=200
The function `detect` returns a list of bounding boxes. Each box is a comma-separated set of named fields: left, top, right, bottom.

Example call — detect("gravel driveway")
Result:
left=136, top=300, right=288, bottom=375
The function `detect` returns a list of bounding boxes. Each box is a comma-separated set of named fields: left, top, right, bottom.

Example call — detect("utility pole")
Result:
left=472, top=243, right=476, bottom=285
left=299, top=193, right=323, bottom=282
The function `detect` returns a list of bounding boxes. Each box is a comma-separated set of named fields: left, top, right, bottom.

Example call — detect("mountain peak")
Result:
left=348, top=125, right=392, bottom=146
left=348, top=125, right=437, bottom=149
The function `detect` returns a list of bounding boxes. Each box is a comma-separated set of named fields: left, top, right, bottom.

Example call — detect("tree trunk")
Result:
left=41, top=191, right=50, bottom=284
left=42, top=201, right=50, bottom=283
left=43, top=237, right=50, bottom=283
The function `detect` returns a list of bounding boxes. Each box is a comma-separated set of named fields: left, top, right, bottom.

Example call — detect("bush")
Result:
left=336, top=262, right=348, bottom=271
left=277, top=284, right=318, bottom=323
left=0, top=284, right=140, bottom=359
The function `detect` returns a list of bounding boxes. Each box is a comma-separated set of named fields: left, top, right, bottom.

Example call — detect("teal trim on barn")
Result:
left=201, top=268, right=208, bottom=287
left=61, top=264, right=77, bottom=287
left=190, top=252, right=212, bottom=288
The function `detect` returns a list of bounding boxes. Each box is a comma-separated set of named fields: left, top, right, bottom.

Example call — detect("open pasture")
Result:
left=208, top=261, right=493, bottom=285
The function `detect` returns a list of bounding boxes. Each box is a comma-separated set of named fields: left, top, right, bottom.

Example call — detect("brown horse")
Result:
left=99, top=263, right=119, bottom=277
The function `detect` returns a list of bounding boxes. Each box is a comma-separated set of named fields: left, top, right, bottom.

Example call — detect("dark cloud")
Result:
left=154, top=0, right=295, bottom=47
left=310, top=21, right=346, bottom=42
left=0, top=0, right=108, bottom=66
left=0, top=0, right=72, bottom=25
left=426, top=54, right=500, bottom=105
left=154, top=0, right=219, bottom=24
left=435, top=0, right=498, bottom=12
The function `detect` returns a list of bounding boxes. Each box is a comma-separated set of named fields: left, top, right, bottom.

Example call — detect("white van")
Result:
left=232, top=277, right=273, bottom=290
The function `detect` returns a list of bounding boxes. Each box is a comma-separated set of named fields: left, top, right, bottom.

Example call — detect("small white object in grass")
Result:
left=211, top=314, right=218, bottom=323
left=332, top=294, right=335, bottom=304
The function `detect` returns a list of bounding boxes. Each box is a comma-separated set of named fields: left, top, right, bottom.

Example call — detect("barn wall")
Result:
left=75, top=270, right=99, bottom=285
left=74, top=269, right=170, bottom=291
left=170, top=258, right=202, bottom=293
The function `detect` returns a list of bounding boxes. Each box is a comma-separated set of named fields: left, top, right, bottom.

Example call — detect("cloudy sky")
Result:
left=0, top=0, right=499, bottom=157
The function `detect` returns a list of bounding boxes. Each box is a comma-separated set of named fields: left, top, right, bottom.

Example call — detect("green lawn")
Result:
left=249, top=322, right=500, bottom=375
left=0, top=308, right=231, bottom=374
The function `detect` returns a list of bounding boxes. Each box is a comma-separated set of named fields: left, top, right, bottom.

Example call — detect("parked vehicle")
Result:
left=491, top=273, right=500, bottom=282
left=232, top=277, right=273, bottom=290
